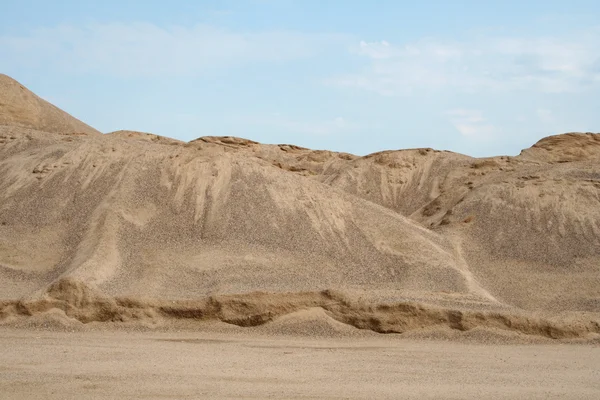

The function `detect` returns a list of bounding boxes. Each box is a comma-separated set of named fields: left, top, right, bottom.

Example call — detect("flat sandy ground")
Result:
left=1, top=329, right=599, bottom=399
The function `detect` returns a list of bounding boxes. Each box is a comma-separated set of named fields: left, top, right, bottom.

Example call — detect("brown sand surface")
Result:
left=1, top=328, right=599, bottom=399
left=1, top=73, right=599, bottom=342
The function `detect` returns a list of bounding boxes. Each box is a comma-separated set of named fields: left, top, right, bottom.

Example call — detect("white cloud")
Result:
left=0, top=23, right=346, bottom=77
left=445, top=109, right=498, bottom=139
left=334, top=29, right=600, bottom=95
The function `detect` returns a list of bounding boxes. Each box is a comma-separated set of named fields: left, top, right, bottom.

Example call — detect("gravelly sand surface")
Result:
left=1, top=328, right=599, bottom=399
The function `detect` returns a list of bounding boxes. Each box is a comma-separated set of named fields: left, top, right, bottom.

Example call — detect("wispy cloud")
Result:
left=445, top=109, right=498, bottom=139
left=356, top=40, right=393, bottom=59
left=241, top=114, right=355, bottom=136
left=334, top=28, right=600, bottom=95
left=0, top=23, right=346, bottom=77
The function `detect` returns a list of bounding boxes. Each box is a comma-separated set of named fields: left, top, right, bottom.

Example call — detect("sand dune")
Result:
left=0, top=75, right=599, bottom=341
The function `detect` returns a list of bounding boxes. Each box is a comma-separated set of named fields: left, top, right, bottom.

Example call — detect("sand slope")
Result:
left=0, top=74, right=100, bottom=135
left=0, top=75, right=599, bottom=340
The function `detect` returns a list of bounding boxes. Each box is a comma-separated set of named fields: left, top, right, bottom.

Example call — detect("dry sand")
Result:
left=1, top=73, right=600, bottom=396
left=0, top=74, right=99, bottom=136
left=1, top=328, right=599, bottom=399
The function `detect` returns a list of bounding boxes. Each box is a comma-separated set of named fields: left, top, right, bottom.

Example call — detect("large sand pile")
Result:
left=0, top=75, right=599, bottom=340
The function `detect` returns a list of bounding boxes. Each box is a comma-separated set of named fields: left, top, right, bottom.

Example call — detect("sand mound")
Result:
left=254, top=307, right=366, bottom=337
left=518, top=132, right=600, bottom=162
left=0, top=74, right=100, bottom=135
left=0, top=74, right=599, bottom=340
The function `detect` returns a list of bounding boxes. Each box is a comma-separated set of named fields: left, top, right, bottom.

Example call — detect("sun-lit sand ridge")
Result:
left=1, top=73, right=599, bottom=341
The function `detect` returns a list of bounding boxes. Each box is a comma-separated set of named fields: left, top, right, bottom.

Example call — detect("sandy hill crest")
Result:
left=0, top=74, right=599, bottom=340
left=107, top=130, right=184, bottom=145
left=519, top=132, right=600, bottom=162
left=0, top=74, right=100, bottom=136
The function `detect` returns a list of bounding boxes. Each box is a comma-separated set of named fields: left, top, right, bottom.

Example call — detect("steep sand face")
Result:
left=0, top=74, right=100, bottom=135
left=0, top=75, right=599, bottom=340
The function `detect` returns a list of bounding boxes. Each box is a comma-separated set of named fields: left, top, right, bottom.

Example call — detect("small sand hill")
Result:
left=0, top=74, right=599, bottom=340
left=255, top=307, right=366, bottom=337
left=0, top=74, right=100, bottom=135
left=518, top=132, right=600, bottom=163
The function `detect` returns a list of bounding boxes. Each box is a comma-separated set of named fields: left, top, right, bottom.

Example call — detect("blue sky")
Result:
left=1, top=0, right=599, bottom=156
